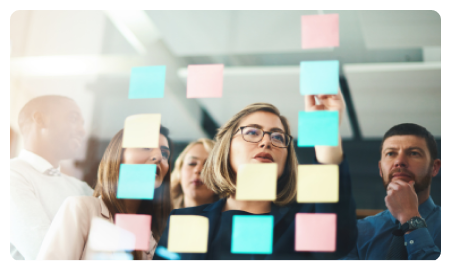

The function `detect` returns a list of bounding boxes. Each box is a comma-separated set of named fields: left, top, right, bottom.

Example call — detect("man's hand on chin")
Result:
left=385, top=180, right=421, bottom=226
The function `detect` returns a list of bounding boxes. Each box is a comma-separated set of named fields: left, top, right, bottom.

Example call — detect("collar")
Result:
left=98, top=196, right=111, bottom=220
left=18, top=149, right=60, bottom=173
left=389, top=196, right=436, bottom=224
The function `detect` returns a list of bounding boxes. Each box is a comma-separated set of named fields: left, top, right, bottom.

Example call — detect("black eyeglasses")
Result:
left=235, top=126, right=292, bottom=148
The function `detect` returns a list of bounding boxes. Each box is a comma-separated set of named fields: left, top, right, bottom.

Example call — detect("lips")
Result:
left=155, top=166, right=161, bottom=177
left=390, top=170, right=413, bottom=180
left=191, top=179, right=204, bottom=186
left=253, top=152, right=274, bottom=163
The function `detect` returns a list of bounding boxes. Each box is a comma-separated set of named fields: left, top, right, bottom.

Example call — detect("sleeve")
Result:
left=405, top=228, right=441, bottom=260
left=312, top=155, right=358, bottom=259
left=10, top=169, right=52, bottom=260
left=36, top=197, right=90, bottom=260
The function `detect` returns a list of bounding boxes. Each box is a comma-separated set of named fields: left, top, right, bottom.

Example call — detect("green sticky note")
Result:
left=129, top=66, right=166, bottom=99
left=298, top=111, right=339, bottom=147
left=300, top=60, right=339, bottom=95
left=231, top=215, right=273, bottom=254
left=117, top=164, right=156, bottom=200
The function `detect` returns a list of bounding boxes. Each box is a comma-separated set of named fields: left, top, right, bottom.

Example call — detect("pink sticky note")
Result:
left=301, top=14, right=339, bottom=49
left=115, top=214, right=151, bottom=251
left=295, top=213, right=336, bottom=252
left=186, top=64, right=224, bottom=98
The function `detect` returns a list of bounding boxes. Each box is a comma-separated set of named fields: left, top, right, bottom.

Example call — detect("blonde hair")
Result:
left=201, top=103, right=298, bottom=206
left=171, top=138, right=217, bottom=208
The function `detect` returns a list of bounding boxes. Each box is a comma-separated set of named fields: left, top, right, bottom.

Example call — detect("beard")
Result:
left=382, top=167, right=433, bottom=194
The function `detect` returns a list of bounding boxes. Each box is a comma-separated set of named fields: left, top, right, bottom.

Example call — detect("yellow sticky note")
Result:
left=297, top=165, right=339, bottom=203
left=122, top=114, right=161, bottom=148
left=167, top=215, right=209, bottom=253
left=236, top=163, right=277, bottom=201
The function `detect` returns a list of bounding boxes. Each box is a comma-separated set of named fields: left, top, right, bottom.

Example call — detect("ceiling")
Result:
left=10, top=10, right=441, bottom=145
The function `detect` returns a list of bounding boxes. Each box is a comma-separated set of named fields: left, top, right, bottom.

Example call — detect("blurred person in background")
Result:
left=10, top=95, right=93, bottom=260
left=342, top=123, right=441, bottom=260
left=37, top=127, right=173, bottom=260
left=171, top=138, right=219, bottom=209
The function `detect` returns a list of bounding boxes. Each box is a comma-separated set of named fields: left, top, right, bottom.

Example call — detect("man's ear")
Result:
left=378, top=161, right=383, bottom=178
left=431, top=159, right=441, bottom=177
left=31, top=111, right=46, bottom=128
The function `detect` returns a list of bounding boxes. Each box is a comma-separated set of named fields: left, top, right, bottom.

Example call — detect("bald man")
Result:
left=10, top=95, right=94, bottom=260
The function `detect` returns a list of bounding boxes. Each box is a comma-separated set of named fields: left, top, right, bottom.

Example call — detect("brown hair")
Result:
left=93, top=127, right=173, bottom=259
left=201, top=103, right=298, bottom=206
left=171, top=138, right=218, bottom=208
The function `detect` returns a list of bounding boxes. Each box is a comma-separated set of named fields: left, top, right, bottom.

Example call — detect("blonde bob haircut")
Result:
left=201, top=103, right=298, bottom=206
left=171, top=138, right=218, bottom=209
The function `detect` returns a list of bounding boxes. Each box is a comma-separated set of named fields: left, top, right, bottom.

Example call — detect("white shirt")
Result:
left=10, top=149, right=94, bottom=260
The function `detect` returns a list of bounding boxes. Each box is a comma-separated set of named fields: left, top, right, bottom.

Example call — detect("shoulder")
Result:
left=10, top=158, right=34, bottom=178
left=60, top=196, right=102, bottom=214
left=170, top=202, right=214, bottom=215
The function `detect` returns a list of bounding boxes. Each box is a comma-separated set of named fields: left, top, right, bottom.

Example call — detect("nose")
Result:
left=259, top=132, right=272, bottom=149
left=149, top=148, right=162, bottom=163
left=394, top=151, right=408, bottom=168
left=194, top=163, right=202, bottom=174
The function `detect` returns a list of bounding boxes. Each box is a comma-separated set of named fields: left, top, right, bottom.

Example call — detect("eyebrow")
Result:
left=245, top=124, right=285, bottom=133
left=160, top=146, right=170, bottom=152
left=383, top=147, right=426, bottom=154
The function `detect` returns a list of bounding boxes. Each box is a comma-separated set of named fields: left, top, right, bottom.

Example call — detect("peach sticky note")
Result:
left=295, top=213, right=336, bottom=252
left=167, top=215, right=209, bottom=253
left=87, top=217, right=135, bottom=252
left=115, top=214, right=151, bottom=251
left=122, top=114, right=161, bottom=148
left=301, top=14, right=339, bottom=49
left=186, top=64, right=224, bottom=98
left=297, top=165, right=339, bottom=203
left=236, top=163, right=277, bottom=201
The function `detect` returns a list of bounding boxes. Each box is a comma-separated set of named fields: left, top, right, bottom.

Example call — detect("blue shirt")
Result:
left=342, top=196, right=440, bottom=260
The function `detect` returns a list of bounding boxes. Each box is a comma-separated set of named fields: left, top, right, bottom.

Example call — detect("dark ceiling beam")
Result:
left=340, top=76, right=362, bottom=141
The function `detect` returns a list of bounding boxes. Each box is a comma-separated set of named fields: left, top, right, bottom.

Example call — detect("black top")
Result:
left=154, top=156, right=357, bottom=260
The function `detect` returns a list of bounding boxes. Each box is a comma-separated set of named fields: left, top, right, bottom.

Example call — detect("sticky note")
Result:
left=297, top=165, right=339, bottom=203
left=88, top=252, right=133, bottom=260
left=300, top=60, right=339, bottom=95
left=87, top=217, right=135, bottom=252
left=231, top=215, right=273, bottom=254
left=298, top=111, right=339, bottom=147
left=167, top=215, right=209, bottom=253
left=117, top=164, right=156, bottom=200
left=295, top=213, right=336, bottom=252
left=115, top=214, right=152, bottom=251
left=301, top=14, right=339, bottom=49
left=122, top=114, right=161, bottom=148
left=129, top=66, right=166, bottom=99
left=155, top=246, right=181, bottom=260
left=186, top=64, right=224, bottom=98
left=236, top=163, right=277, bottom=201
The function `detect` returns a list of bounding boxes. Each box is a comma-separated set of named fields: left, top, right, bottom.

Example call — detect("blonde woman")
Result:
left=37, top=127, right=173, bottom=260
left=171, top=138, right=218, bottom=209
left=154, top=91, right=357, bottom=260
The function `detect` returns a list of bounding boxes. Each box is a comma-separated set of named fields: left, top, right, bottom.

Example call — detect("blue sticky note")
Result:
left=231, top=215, right=273, bottom=254
left=300, top=60, right=339, bottom=95
left=117, top=164, right=156, bottom=200
left=129, top=66, right=166, bottom=99
left=298, top=111, right=339, bottom=147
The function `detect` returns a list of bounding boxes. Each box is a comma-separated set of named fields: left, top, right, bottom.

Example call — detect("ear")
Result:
left=378, top=160, right=383, bottom=178
left=31, top=111, right=46, bottom=128
left=431, top=158, right=441, bottom=177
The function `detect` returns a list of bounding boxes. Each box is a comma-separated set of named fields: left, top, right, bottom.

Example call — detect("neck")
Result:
left=224, top=195, right=271, bottom=214
left=183, top=195, right=215, bottom=208
left=417, top=188, right=430, bottom=206
left=123, top=199, right=142, bottom=214
left=25, top=144, right=61, bottom=168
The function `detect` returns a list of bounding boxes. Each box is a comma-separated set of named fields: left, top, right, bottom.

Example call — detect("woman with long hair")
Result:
left=154, top=91, right=357, bottom=260
left=171, top=138, right=218, bottom=209
left=37, top=126, right=173, bottom=260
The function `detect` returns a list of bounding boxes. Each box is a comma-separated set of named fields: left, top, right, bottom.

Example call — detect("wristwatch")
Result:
left=400, top=216, right=427, bottom=233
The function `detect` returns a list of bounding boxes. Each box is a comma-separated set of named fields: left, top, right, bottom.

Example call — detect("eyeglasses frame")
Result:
left=234, top=126, right=293, bottom=148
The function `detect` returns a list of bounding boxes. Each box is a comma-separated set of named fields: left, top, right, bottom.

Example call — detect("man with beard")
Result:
left=342, top=123, right=441, bottom=260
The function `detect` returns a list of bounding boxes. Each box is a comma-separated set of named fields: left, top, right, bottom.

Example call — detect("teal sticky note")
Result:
left=300, top=60, right=339, bottom=95
left=117, top=164, right=156, bottom=200
left=129, top=66, right=166, bottom=99
left=231, top=215, right=273, bottom=254
left=298, top=111, right=339, bottom=147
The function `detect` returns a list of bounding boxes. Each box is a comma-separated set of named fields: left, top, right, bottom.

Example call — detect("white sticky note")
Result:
left=87, top=217, right=136, bottom=252
left=297, top=164, right=339, bottom=203
left=167, top=215, right=209, bottom=253
left=122, top=114, right=161, bottom=148
left=236, top=163, right=277, bottom=201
